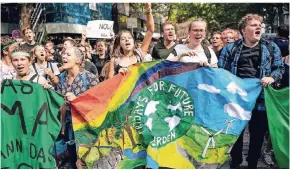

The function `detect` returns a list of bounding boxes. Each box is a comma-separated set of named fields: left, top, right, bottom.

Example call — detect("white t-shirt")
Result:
left=30, top=62, right=60, bottom=78
left=167, top=44, right=218, bottom=65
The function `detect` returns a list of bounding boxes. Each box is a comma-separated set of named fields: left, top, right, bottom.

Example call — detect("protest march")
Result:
left=1, top=2, right=289, bottom=169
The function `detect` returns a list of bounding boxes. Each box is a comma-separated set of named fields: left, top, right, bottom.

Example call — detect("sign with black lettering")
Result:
left=86, top=20, right=114, bottom=39
left=1, top=80, right=64, bottom=169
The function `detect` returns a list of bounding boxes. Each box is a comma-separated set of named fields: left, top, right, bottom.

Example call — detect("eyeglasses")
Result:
left=192, top=29, right=205, bottom=33
left=223, top=37, right=234, bottom=40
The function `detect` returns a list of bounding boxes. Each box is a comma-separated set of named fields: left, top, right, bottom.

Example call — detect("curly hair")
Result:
left=238, top=14, right=263, bottom=36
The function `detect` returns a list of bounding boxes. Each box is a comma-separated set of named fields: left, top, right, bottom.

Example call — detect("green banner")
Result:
left=264, top=86, right=289, bottom=169
left=1, top=80, right=64, bottom=169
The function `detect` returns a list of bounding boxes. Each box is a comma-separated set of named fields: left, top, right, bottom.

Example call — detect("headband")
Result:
left=2, top=40, right=18, bottom=51
left=11, top=52, right=30, bottom=57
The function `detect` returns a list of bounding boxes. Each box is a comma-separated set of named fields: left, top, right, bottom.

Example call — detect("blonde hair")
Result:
left=162, top=21, right=175, bottom=32
left=222, top=29, right=239, bottom=41
left=188, top=18, right=207, bottom=32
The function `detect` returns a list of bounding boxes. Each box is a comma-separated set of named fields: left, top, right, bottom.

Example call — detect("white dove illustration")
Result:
left=144, top=101, right=159, bottom=116
left=145, top=118, right=153, bottom=131
left=164, top=115, right=181, bottom=132
left=167, top=102, right=182, bottom=112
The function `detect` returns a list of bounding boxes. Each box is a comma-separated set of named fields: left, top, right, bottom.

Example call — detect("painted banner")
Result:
left=1, top=80, right=64, bottom=169
left=264, top=86, right=289, bottom=168
left=71, top=61, right=262, bottom=169
left=86, top=20, right=114, bottom=39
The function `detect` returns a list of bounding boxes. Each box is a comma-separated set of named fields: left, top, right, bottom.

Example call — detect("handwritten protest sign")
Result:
left=127, top=18, right=137, bottom=28
left=86, top=20, right=114, bottom=39
left=176, top=21, right=191, bottom=40
left=1, top=80, right=64, bottom=169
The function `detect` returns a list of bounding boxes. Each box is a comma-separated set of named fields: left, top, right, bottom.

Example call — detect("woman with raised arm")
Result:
left=106, top=3, right=154, bottom=79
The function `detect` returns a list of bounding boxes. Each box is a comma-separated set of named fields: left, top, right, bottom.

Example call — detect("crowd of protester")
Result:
left=1, top=2, right=289, bottom=168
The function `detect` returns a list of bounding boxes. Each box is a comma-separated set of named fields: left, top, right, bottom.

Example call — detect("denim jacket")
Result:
left=218, top=38, right=284, bottom=111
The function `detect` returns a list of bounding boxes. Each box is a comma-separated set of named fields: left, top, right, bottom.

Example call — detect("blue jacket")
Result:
left=273, top=37, right=289, bottom=57
left=218, top=38, right=284, bottom=111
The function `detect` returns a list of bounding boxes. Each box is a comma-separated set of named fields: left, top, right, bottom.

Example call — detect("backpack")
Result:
left=172, top=44, right=211, bottom=63
left=59, top=71, right=88, bottom=89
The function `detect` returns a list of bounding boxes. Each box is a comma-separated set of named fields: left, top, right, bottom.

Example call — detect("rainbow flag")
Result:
left=71, top=60, right=262, bottom=169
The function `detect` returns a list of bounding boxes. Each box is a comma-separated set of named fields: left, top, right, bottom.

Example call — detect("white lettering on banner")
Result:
left=86, top=20, right=114, bottom=39
left=150, top=131, right=176, bottom=147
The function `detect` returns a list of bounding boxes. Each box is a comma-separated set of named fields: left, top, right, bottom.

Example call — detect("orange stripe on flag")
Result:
left=71, top=73, right=129, bottom=124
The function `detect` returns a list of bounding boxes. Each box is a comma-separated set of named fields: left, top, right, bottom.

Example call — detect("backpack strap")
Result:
left=229, top=41, right=242, bottom=68
left=172, top=49, right=178, bottom=57
left=201, top=44, right=211, bottom=64
left=29, top=74, right=38, bottom=82
left=32, top=63, right=38, bottom=75
left=48, top=62, right=55, bottom=74
left=266, top=41, right=274, bottom=61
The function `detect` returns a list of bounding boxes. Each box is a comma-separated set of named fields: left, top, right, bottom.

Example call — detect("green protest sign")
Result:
left=1, top=80, right=64, bottom=169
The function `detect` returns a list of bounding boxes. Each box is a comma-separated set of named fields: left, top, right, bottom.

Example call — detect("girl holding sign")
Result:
left=106, top=3, right=154, bottom=79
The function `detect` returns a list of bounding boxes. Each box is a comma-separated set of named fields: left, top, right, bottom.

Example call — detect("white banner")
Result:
left=86, top=20, right=114, bottom=39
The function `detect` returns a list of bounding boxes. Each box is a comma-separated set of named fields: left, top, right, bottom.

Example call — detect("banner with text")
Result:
left=86, top=20, right=114, bottom=39
left=1, top=80, right=64, bottom=169
left=71, top=61, right=262, bottom=169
